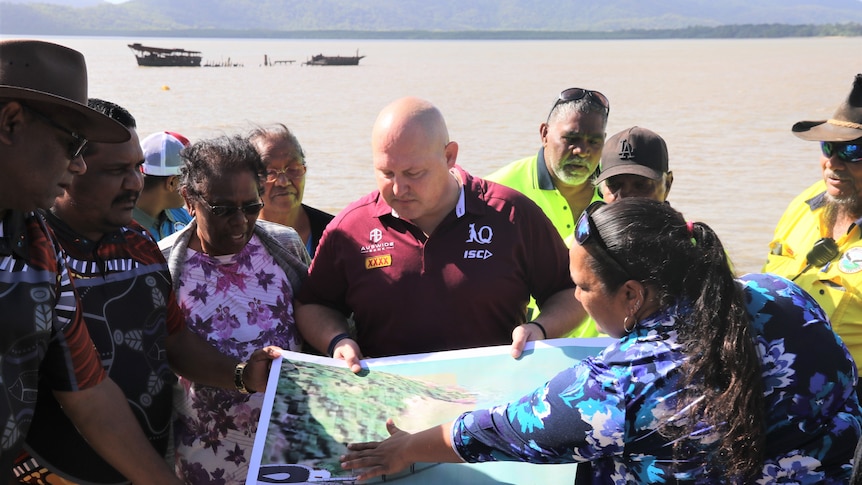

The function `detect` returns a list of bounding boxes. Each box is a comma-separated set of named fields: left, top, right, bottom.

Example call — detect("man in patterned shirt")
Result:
left=0, top=40, right=183, bottom=484
left=14, top=99, right=281, bottom=484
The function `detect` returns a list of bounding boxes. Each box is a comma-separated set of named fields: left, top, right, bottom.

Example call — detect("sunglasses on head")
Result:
left=821, top=141, right=862, bottom=163
left=575, top=200, right=632, bottom=279
left=548, top=88, right=610, bottom=119
left=199, top=200, right=264, bottom=217
left=24, top=105, right=88, bottom=160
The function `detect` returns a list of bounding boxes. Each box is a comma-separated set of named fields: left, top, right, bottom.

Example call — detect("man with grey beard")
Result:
left=764, top=73, right=862, bottom=384
left=486, top=88, right=608, bottom=336
left=487, top=88, right=609, bottom=242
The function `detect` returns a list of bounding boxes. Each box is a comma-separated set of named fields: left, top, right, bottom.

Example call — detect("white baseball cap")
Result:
left=140, top=131, right=190, bottom=176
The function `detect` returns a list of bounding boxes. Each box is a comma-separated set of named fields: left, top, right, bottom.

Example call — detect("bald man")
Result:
left=296, top=97, right=584, bottom=371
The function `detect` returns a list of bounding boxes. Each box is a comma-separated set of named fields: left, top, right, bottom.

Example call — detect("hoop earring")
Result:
left=623, top=315, right=637, bottom=334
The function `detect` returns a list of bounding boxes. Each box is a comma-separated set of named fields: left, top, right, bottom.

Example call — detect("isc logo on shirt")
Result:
left=365, top=254, right=392, bottom=269
left=463, top=249, right=493, bottom=260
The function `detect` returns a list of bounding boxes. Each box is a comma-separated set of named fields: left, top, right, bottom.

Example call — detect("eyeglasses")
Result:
left=265, top=165, right=307, bottom=182
left=548, top=88, right=610, bottom=119
left=24, top=105, right=88, bottom=160
left=199, top=199, right=264, bottom=217
left=575, top=200, right=632, bottom=279
left=821, top=141, right=862, bottom=164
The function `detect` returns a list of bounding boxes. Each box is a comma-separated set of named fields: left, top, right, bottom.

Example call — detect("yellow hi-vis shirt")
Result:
left=764, top=180, right=862, bottom=371
left=487, top=150, right=603, bottom=338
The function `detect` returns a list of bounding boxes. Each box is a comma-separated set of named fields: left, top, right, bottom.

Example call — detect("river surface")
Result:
left=10, top=34, right=862, bottom=273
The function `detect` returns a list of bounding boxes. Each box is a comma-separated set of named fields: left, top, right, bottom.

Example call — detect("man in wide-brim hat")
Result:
left=0, top=39, right=132, bottom=211
left=764, top=73, right=862, bottom=393
left=0, top=39, right=182, bottom=484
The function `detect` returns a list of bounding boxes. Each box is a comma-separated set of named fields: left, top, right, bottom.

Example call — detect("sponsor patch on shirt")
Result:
left=360, top=242, right=394, bottom=254
left=838, top=247, right=862, bottom=274
left=463, top=249, right=493, bottom=260
left=365, top=254, right=392, bottom=269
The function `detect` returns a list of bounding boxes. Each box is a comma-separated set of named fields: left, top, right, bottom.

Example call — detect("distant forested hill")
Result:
left=1, top=0, right=862, bottom=36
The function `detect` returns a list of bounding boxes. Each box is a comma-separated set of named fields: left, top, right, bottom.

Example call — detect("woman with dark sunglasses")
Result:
left=158, top=135, right=311, bottom=485
left=340, top=198, right=861, bottom=484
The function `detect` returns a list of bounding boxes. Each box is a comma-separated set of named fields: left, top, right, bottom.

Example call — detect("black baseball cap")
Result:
left=595, top=126, right=668, bottom=184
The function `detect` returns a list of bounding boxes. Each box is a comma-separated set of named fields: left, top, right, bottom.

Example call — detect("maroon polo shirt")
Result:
left=298, top=166, right=573, bottom=357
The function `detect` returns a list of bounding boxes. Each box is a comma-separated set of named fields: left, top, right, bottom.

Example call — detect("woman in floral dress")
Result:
left=159, top=135, right=310, bottom=484
left=340, top=198, right=862, bottom=484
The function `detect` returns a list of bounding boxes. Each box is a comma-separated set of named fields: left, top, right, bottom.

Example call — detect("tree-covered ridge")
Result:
left=1, top=0, right=862, bottom=36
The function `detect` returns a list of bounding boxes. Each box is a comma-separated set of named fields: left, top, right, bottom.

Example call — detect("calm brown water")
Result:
left=14, top=35, right=862, bottom=273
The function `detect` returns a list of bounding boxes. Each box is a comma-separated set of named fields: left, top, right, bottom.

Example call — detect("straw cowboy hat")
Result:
left=0, top=39, right=130, bottom=142
left=793, top=73, right=862, bottom=142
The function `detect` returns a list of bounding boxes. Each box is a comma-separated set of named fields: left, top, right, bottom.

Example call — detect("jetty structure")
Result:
left=203, top=57, right=243, bottom=67
left=264, top=54, right=296, bottom=66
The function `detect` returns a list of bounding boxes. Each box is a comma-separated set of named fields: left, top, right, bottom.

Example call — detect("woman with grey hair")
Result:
left=248, top=123, right=334, bottom=258
left=159, top=135, right=310, bottom=485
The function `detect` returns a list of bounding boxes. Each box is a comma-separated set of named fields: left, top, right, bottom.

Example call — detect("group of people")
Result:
left=0, top=40, right=323, bottom=485
left=1, top=36, right=862, bottom=484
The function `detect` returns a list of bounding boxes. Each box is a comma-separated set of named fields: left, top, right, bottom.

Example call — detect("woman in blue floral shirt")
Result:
left=341, top=198, right=862, bottom=483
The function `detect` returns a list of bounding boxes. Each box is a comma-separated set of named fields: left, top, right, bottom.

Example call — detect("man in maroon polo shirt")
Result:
left=296, top=97, right=585, bottom=371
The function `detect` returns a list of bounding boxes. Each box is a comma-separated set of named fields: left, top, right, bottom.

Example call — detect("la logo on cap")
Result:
left=619, top=139, right=635, bottom=160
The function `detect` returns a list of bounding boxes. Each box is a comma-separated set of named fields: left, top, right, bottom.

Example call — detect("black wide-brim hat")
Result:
left=792, top=73, right=862, bottom=142
left=0, top=39, right=130, bottom=143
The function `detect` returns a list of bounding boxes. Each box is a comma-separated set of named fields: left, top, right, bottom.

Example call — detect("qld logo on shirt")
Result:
left=464, top=223, right=493, bottom=259
left=465, top=223, right=493, bottom=244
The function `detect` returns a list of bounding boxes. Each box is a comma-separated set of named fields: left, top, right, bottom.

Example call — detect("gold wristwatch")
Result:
left=234, top=361, right=251, bottom=394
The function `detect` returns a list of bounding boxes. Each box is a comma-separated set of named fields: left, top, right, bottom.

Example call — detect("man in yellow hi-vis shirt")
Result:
left=764, top=74, right=862, bottom=382
left=490, top=117, right=675, bottom=338
left=487, top=88, right=607, bottom=337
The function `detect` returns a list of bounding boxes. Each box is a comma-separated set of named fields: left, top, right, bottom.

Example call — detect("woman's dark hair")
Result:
left=178, top=134, right=266, bottom=198
left=585, top=198, right=764, bottom=481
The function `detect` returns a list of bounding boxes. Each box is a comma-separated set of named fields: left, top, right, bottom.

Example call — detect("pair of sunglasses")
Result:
left=821, top=141, right=862, bottom=163
left=200, top=200, right=264, bottom=217
left=548, top=87, right=610, bottom=119
left=575, top=201, right=632, bottom=279
left=24, top=105, right=88, bottom=160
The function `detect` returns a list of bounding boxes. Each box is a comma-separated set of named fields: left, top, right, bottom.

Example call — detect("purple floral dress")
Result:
left=174, top=235, right=301, bottom=485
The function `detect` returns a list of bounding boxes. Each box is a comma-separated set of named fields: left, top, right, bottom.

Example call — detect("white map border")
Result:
left=246, top=337, right=614, bottom=484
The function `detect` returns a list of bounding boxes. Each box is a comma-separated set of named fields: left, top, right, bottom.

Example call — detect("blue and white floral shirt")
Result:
left=452, top=273, right=862, bottom=483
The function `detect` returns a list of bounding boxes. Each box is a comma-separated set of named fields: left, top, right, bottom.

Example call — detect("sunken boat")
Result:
left=303, top=50, right=365, bottom=66
left=127, top=43, right=202, bottom=67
